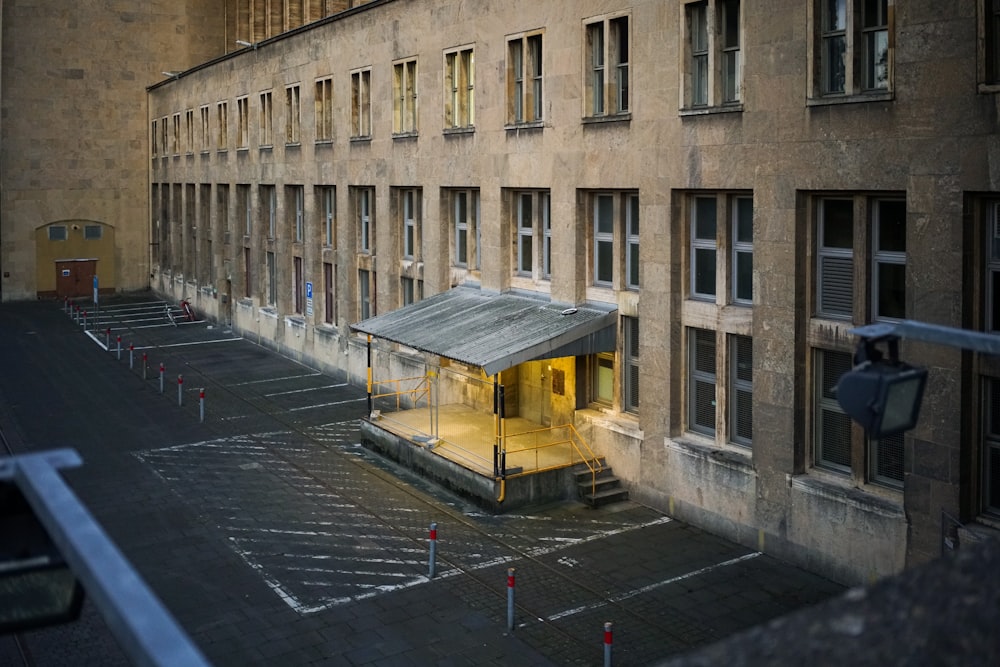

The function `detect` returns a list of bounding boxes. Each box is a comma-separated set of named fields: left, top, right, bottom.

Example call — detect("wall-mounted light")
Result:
left=235, top=40, right=256, bottom=50
left=161, top=71, right=181, bottom=79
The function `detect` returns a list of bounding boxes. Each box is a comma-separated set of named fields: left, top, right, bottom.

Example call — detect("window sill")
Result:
left=285, top=142, right=301, bottom=149
left=285, top=315, right=306, bottom=329
left=217, top=148, right=228, bottom=154
left=790, top=472, right=904, bottom=517
left=315, top=323, right=339, bottom=338
left=200, top=150, right=211, bottom=157
left=679, top=104, right=744, bottom=117
left=315, top=139, right=333, bottom=147
left=806, top=91, right=893, bottom=107
left=577, top=408, right=643, bottom=440
left=504, top=121, right=545, bottom=133
left=978, top=83, right=1000, bottom=95
left=259, top=145, right=273, bottom=151
left=350, top=135, right=372, bottom=144
left=582, top=113, right=631, bottom=125
left=259, top=306, right=278, bottom=320
left=392, top=131, right=419, bottom=141
left=666, top=436, right=754, bottom=474
left=443, top=126, right=475, bottom=136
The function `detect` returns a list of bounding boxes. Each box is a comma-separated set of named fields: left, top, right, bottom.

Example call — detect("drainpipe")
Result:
left=366, top=335, right=372, bottom=415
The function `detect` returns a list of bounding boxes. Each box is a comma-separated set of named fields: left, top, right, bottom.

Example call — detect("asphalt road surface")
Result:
left=0, top=295, right=844, bottom=666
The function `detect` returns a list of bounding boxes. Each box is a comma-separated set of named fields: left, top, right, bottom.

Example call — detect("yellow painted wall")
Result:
left=35, top=221, right=117, bottom=294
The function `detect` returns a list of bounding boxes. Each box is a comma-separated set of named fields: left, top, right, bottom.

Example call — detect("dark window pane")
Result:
left=877, top=200, right=906, bottom=252
left=877, top=263, right=906, bottom=319
left=822, top=200, right=853, bottom=248
left=695, top=197, right=716, bottom=239
left=694, top=248, right=717, bottom=295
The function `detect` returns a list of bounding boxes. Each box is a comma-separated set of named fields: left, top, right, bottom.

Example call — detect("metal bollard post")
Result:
left=507, top=568, right=516, bottom=632
left=177, top=375, right=184, bottom=407
left=604, top=622, right=613, bottom=667
left=116, top=335, right=122, bottom=361
left=199, top=388, right=205, bottom=423
left=159, top=363, right=165, bottom=393
left=143, top=353, right=148, bottom=379
left=428, top=522, right=438, bottom=578
left=129, top=344, right=134, bottom=369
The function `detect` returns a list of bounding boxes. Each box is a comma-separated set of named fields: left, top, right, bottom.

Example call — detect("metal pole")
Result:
left=159, top=363, right=165, bottom=394
left=199, top=388, right=205, bottom=423
left=604, top=622, right=613, bottom=667
left=428, top=522, right=438, bottom=579
left=1, top=449, right=212, bottom=667
left=507, top=567, right=515, bottom=632
left=143, top=353, right=148, bottom=380
left=129, top=345, right=134, bottom=370
left=116, top=335, right=122, bottom=361
left=366, top=335, right=373, bottom=415
left=177, top=375, right=183, bottom=407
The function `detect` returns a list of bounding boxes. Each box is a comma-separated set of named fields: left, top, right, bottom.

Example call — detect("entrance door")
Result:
left=519, top=360, right=553, bottom=426
left=55, top=260, right=96, bottom=298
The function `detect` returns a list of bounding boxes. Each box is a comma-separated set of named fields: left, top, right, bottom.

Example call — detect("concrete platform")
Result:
left=361, top=403, right=604, bottom=512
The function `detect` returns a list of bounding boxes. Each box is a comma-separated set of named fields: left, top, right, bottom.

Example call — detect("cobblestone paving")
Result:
left=0, top=298, right=845, bottom=666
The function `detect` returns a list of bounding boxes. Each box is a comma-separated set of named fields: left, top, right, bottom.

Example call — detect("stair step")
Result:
left=580, top=487, right=630, bottom=507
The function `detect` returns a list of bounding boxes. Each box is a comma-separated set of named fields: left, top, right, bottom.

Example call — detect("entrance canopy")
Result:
left=350, top=286, right=618, bottom=376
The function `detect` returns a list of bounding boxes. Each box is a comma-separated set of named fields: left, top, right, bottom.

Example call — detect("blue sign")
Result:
left=93, top=275, right=99, bottom=305
left=305, top=281, right=313, bottom=299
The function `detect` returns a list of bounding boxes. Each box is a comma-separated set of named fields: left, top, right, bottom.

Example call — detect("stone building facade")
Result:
left=11, top=0, right=1000, bottom=584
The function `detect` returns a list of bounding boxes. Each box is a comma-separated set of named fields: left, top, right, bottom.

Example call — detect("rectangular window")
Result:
left=236, top=97, right=249, bottom=148
left=266, top=251, right=277, bottom=306
left=393, top=59, right=418, bottom=135
left=452, top=189, right=480, bottom=270
left=294, top=256, right=304, bottom=314
left=814, top=348, right=853, bottom=473
left=682, top=0, right=741, bottom=109
left=172, top=113, right=181, bottom=154
left=218, top=184, right=230, bottom=244
left=185, top=109, right=194, bottom=153
left=732, top=196, right=753, bottom=304
left=199, top=106, right=210, bottom=152
left=730, top=334, right=752, bottom=446
left=359, top=269, right=372, bottom=319
left=986, top=0, right=1000, bottom=84
left=689, top=328, right=717, bottom=436
left=152, top=119, right=159, bottom=156
left=401, top=277, right=423, bottom=306
left=816, top=198, right=854, bottom=318
left=324, top=262, right=335, bottom=325
left=292, top=186, right=304, bottom=243
left=321, top=186, right=335, bottom=247
left=84, top=224, right=102, bottom=240
left=814, top=0, right=891, bottom=98
left=594, top=195, right=615, bottom=286
left=238, top=184, right=252, bottom=237
left=689, top=2, right=709, bottom=107
left=161, top=117, right=169, bottom=157
left=351, top=68, right=372, bottom=138
left=982, top=377, right=1000, bottom=514
left=244, top=247, right=252, bottom=298
left=815, top=196, right=906, bottom=322
left=262, top=185, right=276, bottom=239
left=259, top=91, right=273, bottom=147
left=721, top=0, right=741, bottom=103
left=315, top=77, right=334, bottom=141
left=585, top=17, right=630, bottom=118
left=590, top=191, right=640, bottom=291
left=691, top=196, right=717, bottom=299
left=445, top=47, right=475, bottom=128
left=217, top=101, right=229, bottom=150
left=285, top=84, right=301, bottom=144
left=48, top=225, right=67, bottom=241
left=872, top=199, right=906, bottom=321
left=623, top=316, right=639, bottom=414
left=592, top=353, right=614, bottom=405
left=512, top=190, right=550, bottom=281
left=988, top=202, right=1000, bottom=332
left=401, top=189, right=419, bottom=259
left=355, top=187, right=374, bottom=254
left=507, top=32, right=543, bottom=124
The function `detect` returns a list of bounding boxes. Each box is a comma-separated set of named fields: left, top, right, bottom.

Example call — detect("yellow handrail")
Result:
left=370, top=375, right=430, bottom=410
left=501, top=423, right=603, bottom=498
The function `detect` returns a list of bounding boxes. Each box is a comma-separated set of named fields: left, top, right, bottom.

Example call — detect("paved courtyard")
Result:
left=0, top=296, right=844, bottom=666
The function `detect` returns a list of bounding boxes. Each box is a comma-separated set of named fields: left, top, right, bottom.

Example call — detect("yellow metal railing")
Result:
left=501, top=423, right=604, bottom=497
left=370, top=374, right=430, bottom=411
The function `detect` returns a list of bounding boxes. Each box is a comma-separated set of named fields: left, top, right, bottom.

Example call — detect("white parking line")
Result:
left=229, top=372, right=322, bottom=386
left=264, top=383, right=350, bottom=397
left=132, top=338, right=243, bottom=350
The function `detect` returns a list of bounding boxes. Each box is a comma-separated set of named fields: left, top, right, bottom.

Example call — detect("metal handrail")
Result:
left=370, top=375, right=430, bottom=410
left=502, top=423, right=603, bottom=497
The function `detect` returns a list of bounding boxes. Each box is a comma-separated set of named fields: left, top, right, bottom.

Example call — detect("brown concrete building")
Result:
left=6, top=0, right=1000, bottom=586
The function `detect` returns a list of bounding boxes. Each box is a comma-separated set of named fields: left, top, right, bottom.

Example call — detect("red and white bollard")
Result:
left=143, top=352, right=148, bottom=379
left=129, top=344, right=134, bottom=369
left=199, top=388, right=205, bottom=422
left=159, top=362, right=165, bottom=393
left=428, top=522, right=438, bottom=578
left=507, top=568, right=516, bottom=632
left=177, top=374, right=184, bottom=406
left=604, top=622, right=613, bottom=667
left=116, top=335, right=122, bottom=360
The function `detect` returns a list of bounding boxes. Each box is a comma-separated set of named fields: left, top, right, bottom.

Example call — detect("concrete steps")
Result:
left=575, top=463, right=629, bottom=508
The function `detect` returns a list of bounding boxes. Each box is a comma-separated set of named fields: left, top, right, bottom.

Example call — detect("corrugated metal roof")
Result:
left=350, top=286, right=618, bottom=375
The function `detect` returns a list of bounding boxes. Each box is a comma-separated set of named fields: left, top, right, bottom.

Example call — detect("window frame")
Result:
left=259, top=90, right=273, bottom=148
left=400, top=188, right=420, bottom=260
left=315, top=77, right=334, bottom=142
left=321, top=186, right=336, bottom=248
left=680, top=0, right=743, bottom=111
left=623, top=316, right=640, bottom=415
left=444, top=46, right=475, bottom=129
left=511, top=190, right=551, bottom=283
left=729, top=333, right=753, bottom=446
left=584, top=13, right=630, bottom=119
left=809, top=0, right=893, bottom=102
left=351, top=68, right=372, bottom=139
left=688, top=327, right=717, bottom=437
left=392, top=58, right=418, bottom=136
left=285, top=84, right=301, bottom=145
left=506, top=30, right=544, bottom=126
left=236, top=96, right=249, bottom=149
left=217, top=101, right=229, bottom=151
left=451, top=188, right=480, bottom=271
